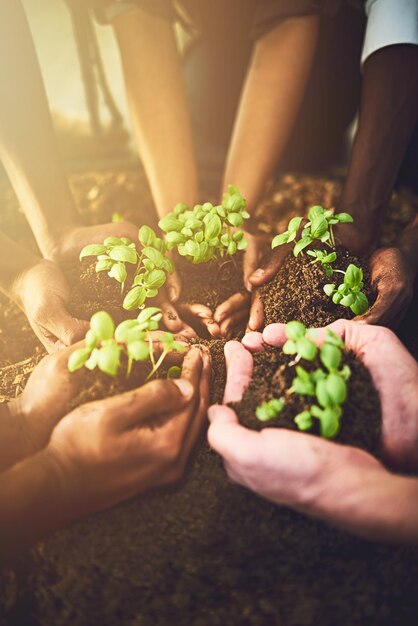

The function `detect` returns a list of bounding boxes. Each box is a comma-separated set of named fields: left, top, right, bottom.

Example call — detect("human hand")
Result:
left=355, top=247, right=414, bottom=328
left=213, top=233, right=270, bottom=338
left=246, top=243, right=292, bottom=332
left=46, top=346, right=210, bottom=516
left=12, top=258, right=89, bottom=352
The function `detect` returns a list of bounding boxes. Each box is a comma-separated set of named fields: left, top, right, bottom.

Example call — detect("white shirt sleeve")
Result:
left=361, top=0, right=418, bottom=66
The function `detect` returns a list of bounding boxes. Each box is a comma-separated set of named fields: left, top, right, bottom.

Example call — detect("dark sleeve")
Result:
left=251, top=0, right=342, bottom=40
left=89, top=0, right=176, bottom=26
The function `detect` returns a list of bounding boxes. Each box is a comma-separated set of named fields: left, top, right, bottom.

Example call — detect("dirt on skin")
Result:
left=233, top=348, right=381, bottom=457
left=176, top=253, right=247, bottom=312
left=261, top=245, right=375, bottom=327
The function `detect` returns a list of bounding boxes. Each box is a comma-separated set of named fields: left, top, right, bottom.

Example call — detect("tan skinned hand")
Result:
left=46, top=346, right=211, bottom=517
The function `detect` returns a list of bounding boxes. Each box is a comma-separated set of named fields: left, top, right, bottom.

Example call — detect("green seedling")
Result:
left=79, top=226, right=174, bottom=311
left=256, top=397, right=285, bottom=422
left=272, top=205, right=353, bottom=256
left=111, top=212, right=124, bottom=223
left=324, top=263, right=369, bottom=316
left=68, top=309, right=185, bottom=381
left=158, top=184, right=250, bottom=264
left=306, top=249, right=337, bottom=278
left=256, top=322, right=350, bottom=439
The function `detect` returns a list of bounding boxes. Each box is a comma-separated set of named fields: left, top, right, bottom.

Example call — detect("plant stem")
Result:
left=146, top=348, right=168, bottom=381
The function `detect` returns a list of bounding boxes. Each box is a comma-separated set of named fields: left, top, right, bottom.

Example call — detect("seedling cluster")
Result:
left=256, top=321, right=351, bottom=439
left=271, top=205, right=368, bottom=315
left=79, top=226, right=174, bottom=312
left=68, top=309, right=185, bottom=381
left=158, top=185, right=249, bottom=264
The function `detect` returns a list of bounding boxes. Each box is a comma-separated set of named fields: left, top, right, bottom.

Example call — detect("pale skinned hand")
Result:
left=354, top=247, right=415, bottom=328
left=12, top=258, right=89, bottom=353
left=47, top=346, right=210, bottom=516
left=8, top=332, right=189, bottom=461
left=213, top=233, right=270, bottom=338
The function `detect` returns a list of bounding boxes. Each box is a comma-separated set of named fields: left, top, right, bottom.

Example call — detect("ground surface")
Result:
left=1, top=169, right=418, bottom=626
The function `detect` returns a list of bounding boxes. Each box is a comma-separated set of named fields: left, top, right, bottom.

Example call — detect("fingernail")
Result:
left=169, top=286, right=178, bottom=302
left=199, top=311, right=212, bottom=319
left=252, top=269, right=265, bottom=279
left=173, top=379, right=193, bottom=399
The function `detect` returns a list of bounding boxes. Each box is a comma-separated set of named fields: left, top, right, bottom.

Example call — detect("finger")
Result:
left=214, top=292, right=250, bottom=324
left=223, top=341, right=254, bottom=404
left=354, top=290, right=400, bottom=328
left=247, top=290, right=264, bottom=332
left=219, top=307, right=249, bottom=339
left=248, top=245, right=291, bottom=287
left=160, top=301, right=196, bottom=338
left=243, top=240, right=263, bottom=290
left=242, top=331, right=265, bottom=353
left=46, top=301, right=89, bottom=347
left=89, top=376, right=195, bottom=431
left=207, top=405, right=262, bottom=464
left=262, top=323, right=288, bottom=348
left=177, top=302, right=221, bottom=338
left=166, top=271, right=182, bottom=304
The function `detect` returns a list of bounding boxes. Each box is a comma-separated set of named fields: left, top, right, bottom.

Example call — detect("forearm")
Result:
left=340, top=45, right=418, bottom=248
left=0, top=449, right=72, bottom=562
left=222, top=16, right=319, bottom=211
left=0, top=232, right=38, bottom=303
left=0, top=0, right=80, bottom=259
left=303, top=452, right=418, bottom=543
left=113, top=11, right=199, bottom=216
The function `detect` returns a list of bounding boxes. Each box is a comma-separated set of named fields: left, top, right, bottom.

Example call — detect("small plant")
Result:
left=68, top=309, right=185, bottom=381
left=158, top=185, right=250, bottom=264
left=324, top=264, right=369, bottom=316
left=270, top=205, right=369, bottom=315
left=256, top=321, right=350, bottom=439
left=79, top=226, right=174, bottom=311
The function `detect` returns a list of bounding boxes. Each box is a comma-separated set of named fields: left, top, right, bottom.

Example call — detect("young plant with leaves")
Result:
left=68, top=308, right=185, bottom=381
left=323, top=264, right=369, bottom=316
left=78, top=226, right=174, bottom=311
left=256, top=321, right=351, bottom=439
left=158, top=185, right=250, bottom=264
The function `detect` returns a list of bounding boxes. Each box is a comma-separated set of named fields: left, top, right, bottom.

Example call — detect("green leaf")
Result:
left=272, top=232, right=289, bottom=249
left=233, top=230, right=244, bottom=242
left=285, top=321, right=306, bottom=341
left=228, top=241, right=237, bottom=255
left=95, top=258, right=114, bottom=272
left=293, top=237, right=312, bottom=256
left=79, top=244, right=107, bottom=260
left=320, top=343, right=342, bottom=371
left=298, top=337, right=318, bottom=361
left=288, top=216, right=303, bottom=233
left=256, top=398, right=284, bottom=422
left=325, top=373, right=347, bottom=405
left=123, top=286, right=147, bottom=310
left=145, top=268, right=166, bottom=289
left=316, top=379, right=333, bottom=408
left=68, top=347, right=92, bottom=372
left=323, top=252, right=337, bottom=264
left=340, top=293, right=355, bottom=307
left=227, top=213, right=244, bottom=228
left=332, top=292, right=343, bottom=305
left=90, top=311, right=115, bottom=341
left=184, top=239, right=200, bottom=257
left=291, top=376, right=315, bottom=396
left=283, top=339, right=297, bottom=355
left=310, top=215, right=328, bottom=239
left=166, top=231, right=185, bottom=245
left=344, top=264, right=363, bottom=289
left=115, top=319, right=139, bottom=343
left=104, top=236, right=124, bottom=246
left=325, top=330, right=345, bottom=348
left=128, top=340, right=150, bottom=362
left=351, top=292, right=369, bottom=315
left=336, top=212, right=353, bottom=223
left=142, top=246, right=166, bottom=268
left=108, top=245, right=137, bottom=264
left=173, top=203, right=188, bottom=216
left=204, top=215, right=222, bottom=240
left=294, top=411, right=313, bottom=431
left=137, top=307, right=162, bottom=324
left=237, top=238, right=248, bottom=251
left=312, top=405, right=341, bottom=439
left=97, top=344, right=121, bottom=377
left=308, top=205, right=324, bottom=221
left=167, top=365, right=182, bottom=379
left=158, top=215, right=183, bottom=233
left=108, top=262, right=127, bottom=284
left=85, top=329, right=98, bottom=349
left=216, top=205, right=226, bottom=218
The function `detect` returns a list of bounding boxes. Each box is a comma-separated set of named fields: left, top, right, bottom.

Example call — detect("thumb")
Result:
left=207, top=405, right=259, bottom=462
left=96, top=377, right=195, bottom=431
left=48, top=303, right=89, bottom=348
left=166, top=271, right=182, bottom=303
left=223, top=341, right=254, bottom=404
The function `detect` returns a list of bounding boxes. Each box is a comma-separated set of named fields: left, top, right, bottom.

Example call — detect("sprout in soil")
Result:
left=78, top=226, right=174, bottom=311
left=256, top=321, right=351, bottom=439
left=270, top=205, right=369, bottom=315
left=68, top=309, right=185, bottom=381
left=158, top=184, right=250, bottom=264
left=324, top=263, right=369, bottom=316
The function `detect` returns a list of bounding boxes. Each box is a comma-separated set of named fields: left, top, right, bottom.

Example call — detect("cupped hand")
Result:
left=13, top=258, right=89, bottom=352
left=213, top=233, right=270, bottom=338
left=46, top=347, right=211, bottom=516
left=246, top=243, right=292, bottom=332
left=355, top=247, right=414, bottom=328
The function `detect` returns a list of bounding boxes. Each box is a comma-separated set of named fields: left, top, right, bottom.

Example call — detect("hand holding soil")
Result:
left=12, top=258, right=89, bottom=352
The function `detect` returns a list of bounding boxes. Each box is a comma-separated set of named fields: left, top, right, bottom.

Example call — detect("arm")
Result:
left=0, top=0, right=80, bottom=259
left=113, top=9, right=199, bottom=216
left=222, top=15, right=319, bottom=211
left=338, top=44, right=418, bottom=254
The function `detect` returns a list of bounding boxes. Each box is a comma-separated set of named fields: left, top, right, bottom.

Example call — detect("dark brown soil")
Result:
left=190, top=337, right=227, bottom=404
left=260, top=245, right=375, bottom=327
left=65, top=259, right=138, bottom=325
left=176, top=253, right=246, bottom=311
left=232, top=348, right=381, bottom=456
